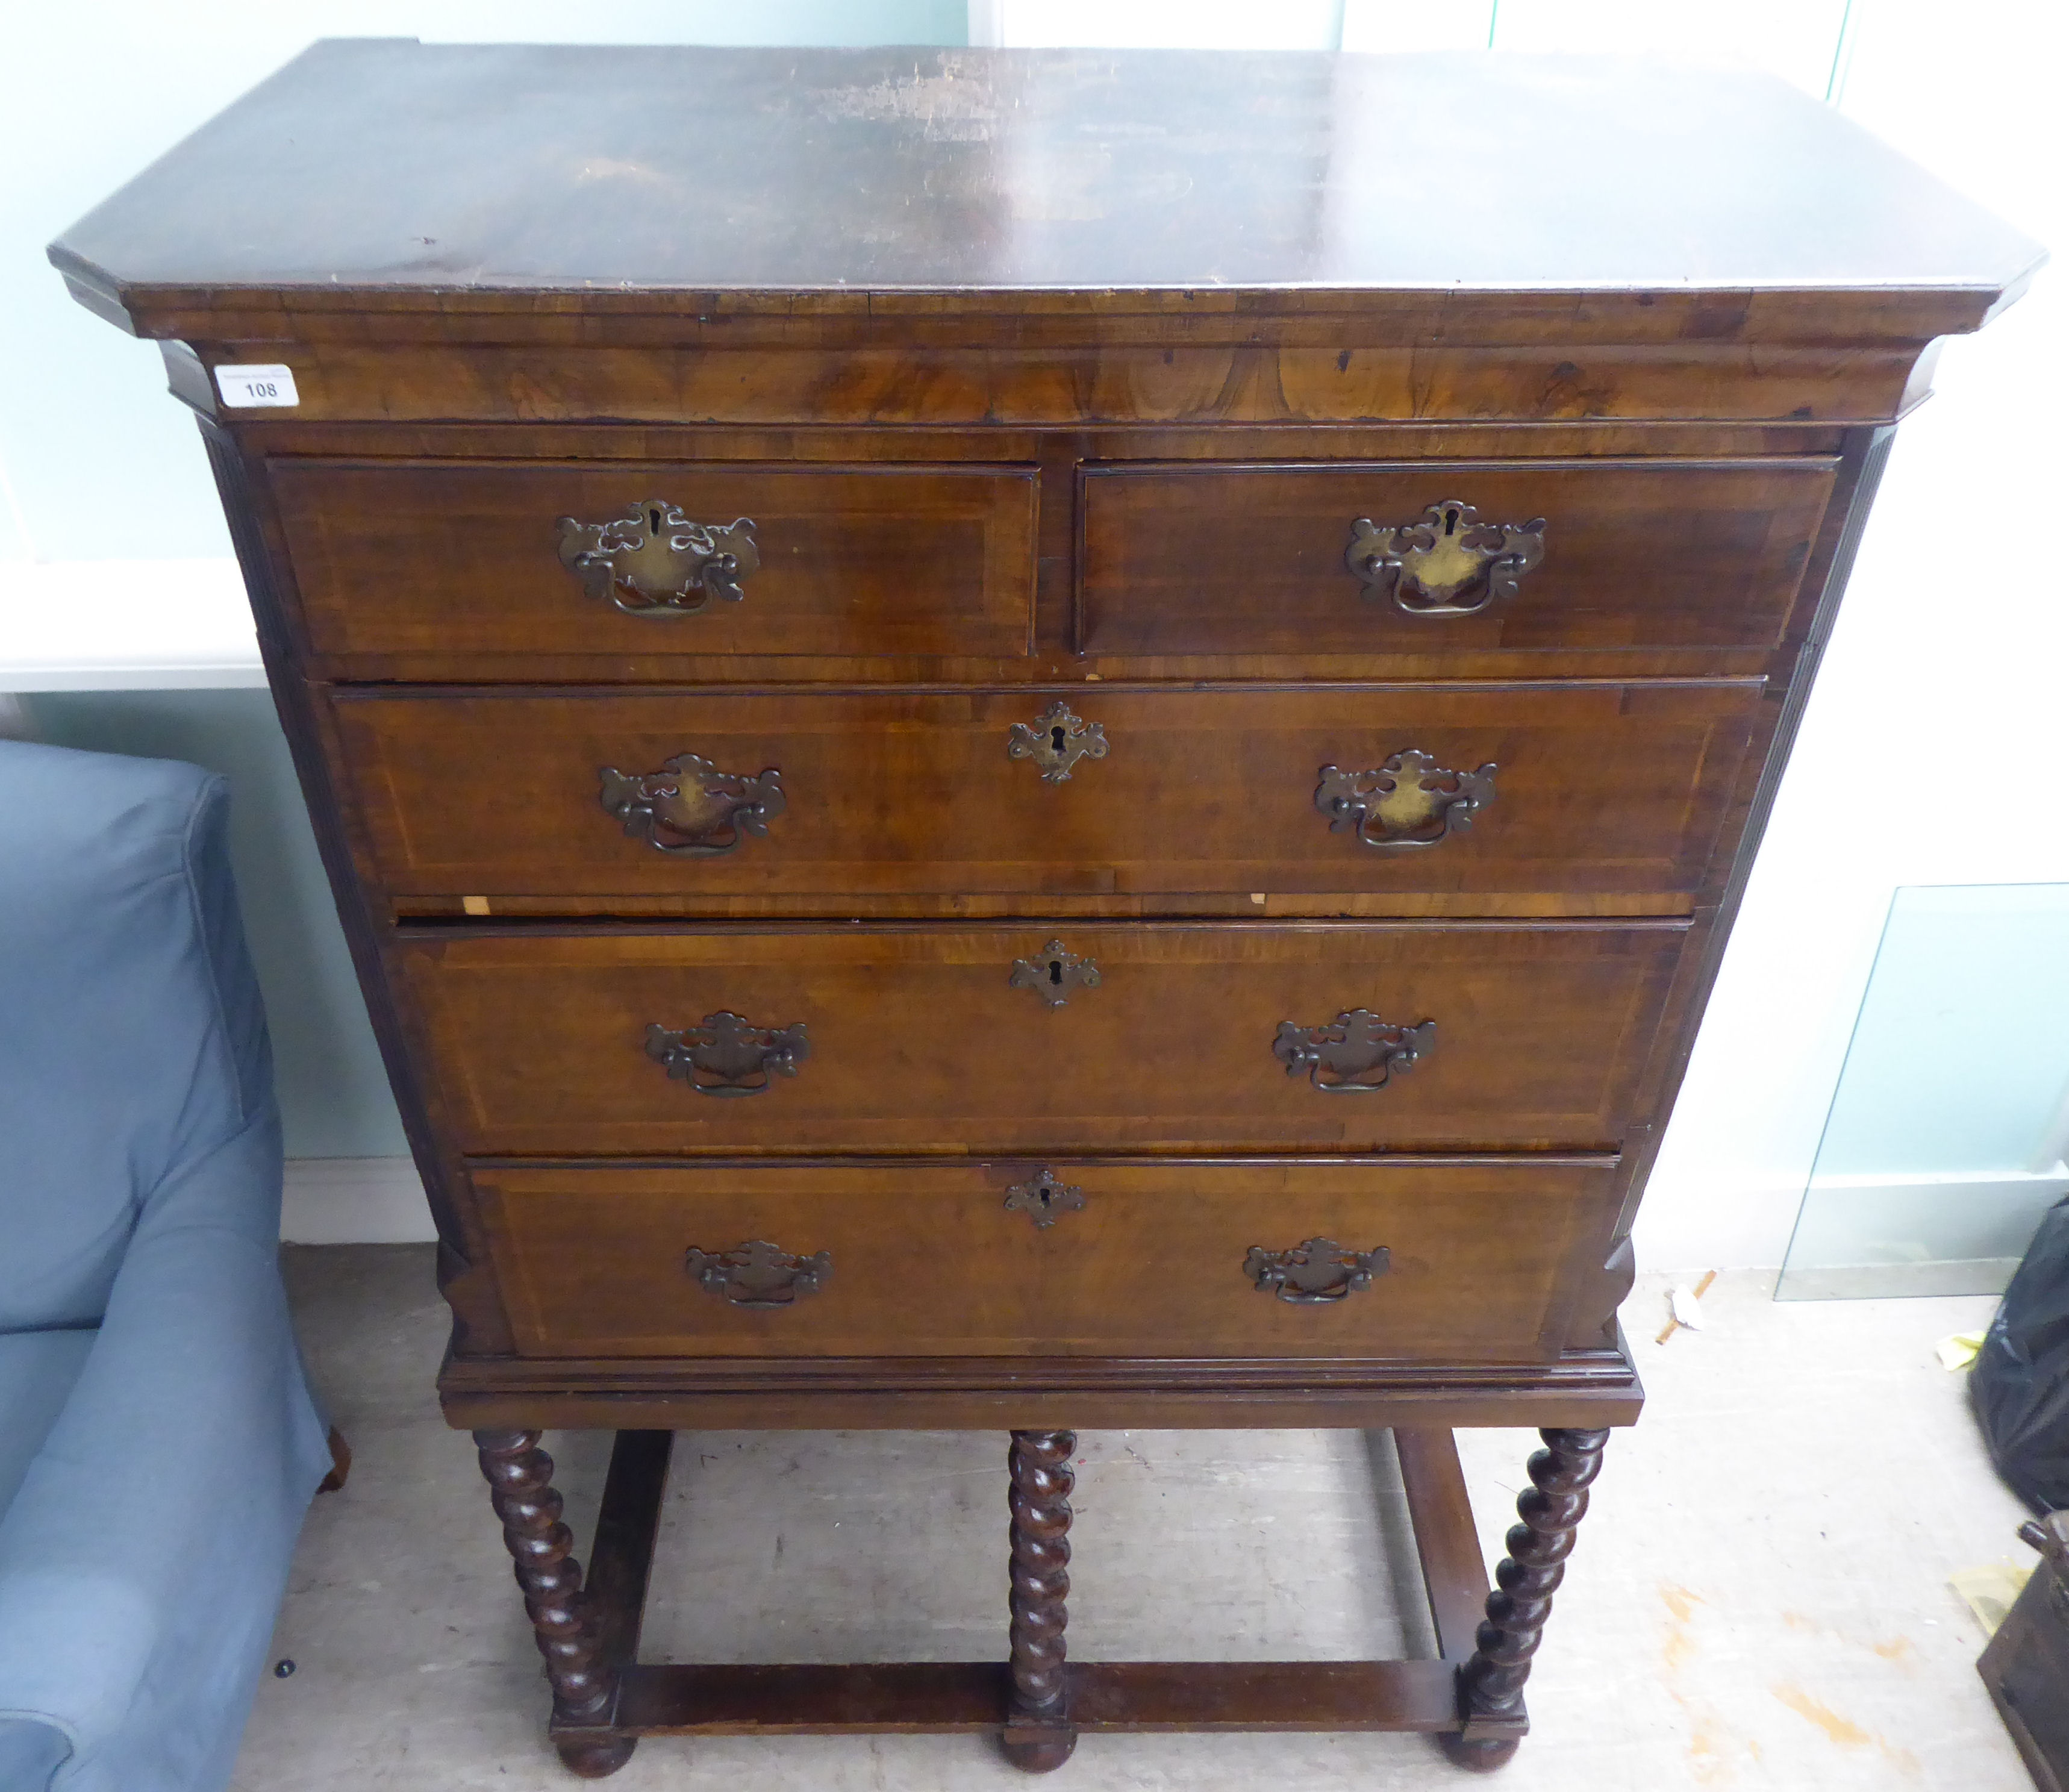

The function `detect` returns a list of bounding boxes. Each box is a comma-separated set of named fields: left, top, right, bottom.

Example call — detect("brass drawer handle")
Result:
left=556, top=499, right=760, bottom=616
left=1316, top=750, right=1497, bottom=850
left=599, top=754, right=785, bottom=857
left=1011, top=938, right=1100, bottom=1008
left=1008, top=700, right=1108, bottom=784
left=685, top=1239, right=831, bottom=1309
left=1274, top=1010, right=1435, bottom=1093
left=1245, top=1237, right=1390, bottom=1304
left=645, top=1012, right=809, bottom=1097
left=1346, top=500, right=1545, bottom=616
left=1003, top=1168, right=1087, bottom=1229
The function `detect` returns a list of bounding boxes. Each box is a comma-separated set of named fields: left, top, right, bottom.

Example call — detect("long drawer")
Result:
left=395, top=921, right=1684, bottom=1154
left=271, top=459, right=1038, bottom=661
left=1080, top=458, right=1836, bottom=658
left=335, top=683, right=1761, bottom=907
left=473, top=1158, right=1618, bottom=1362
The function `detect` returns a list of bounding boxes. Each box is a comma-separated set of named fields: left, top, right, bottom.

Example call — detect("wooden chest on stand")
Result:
left=53, top=41, right=2039, bottom=1774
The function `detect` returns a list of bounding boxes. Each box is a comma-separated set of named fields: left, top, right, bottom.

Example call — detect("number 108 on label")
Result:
left=214, top=363, right=301, bottom=407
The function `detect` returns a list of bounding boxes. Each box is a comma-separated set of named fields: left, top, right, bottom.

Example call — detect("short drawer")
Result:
left=473, top=1158, right=1618, bottom=1362
left=337, top=683, right=1760, bottom=909
left=395, top=920, right=1684, bottom=1155
left=271, top=459, right=1037, bottom=662
left=1080, top=458, right=1836, bottom=659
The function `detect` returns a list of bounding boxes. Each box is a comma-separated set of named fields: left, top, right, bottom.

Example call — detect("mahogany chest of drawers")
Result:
left=54, top=40, right=2039, bottom=1775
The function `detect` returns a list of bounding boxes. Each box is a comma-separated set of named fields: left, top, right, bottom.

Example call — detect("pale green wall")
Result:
left=3, top=2, right=969, bottom=566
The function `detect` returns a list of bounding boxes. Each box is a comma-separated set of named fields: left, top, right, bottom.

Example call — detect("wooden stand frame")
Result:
left=473, top=1423, right=1610, bottom=1778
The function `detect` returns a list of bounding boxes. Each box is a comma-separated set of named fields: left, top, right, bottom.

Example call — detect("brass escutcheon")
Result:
left=1007, top=701, right=1108, bottom=784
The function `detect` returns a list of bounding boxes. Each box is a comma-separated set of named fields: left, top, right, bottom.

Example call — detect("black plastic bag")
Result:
left=1973, top=1196, right=2069, bottom=1514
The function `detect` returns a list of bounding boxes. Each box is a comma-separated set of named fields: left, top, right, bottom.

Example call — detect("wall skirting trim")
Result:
left=0, top=557, right=264, bottom=690
left=282, top=1156, right=435, bottom=1244
left=1637, top=1166, right=2069, bottom=1278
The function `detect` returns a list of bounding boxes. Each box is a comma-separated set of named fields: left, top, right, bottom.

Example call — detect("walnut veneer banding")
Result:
left=1079, top=459, right=1838, bottom=658
left=473, top=1160, right=1614, bottom=1363
left=334, top=684, right=1761, bottom=908
left=272, top=460, right=1039, bottom=663
left=395, top=920, right=1683, bottom=1157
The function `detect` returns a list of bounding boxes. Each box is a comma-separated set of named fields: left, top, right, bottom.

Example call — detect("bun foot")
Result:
left=1000, top=1728, right=1078, bottom=1773
left=1441, top=1733, right=1520, bottom=1772
left=556, top=1734, right=637, bottom=1778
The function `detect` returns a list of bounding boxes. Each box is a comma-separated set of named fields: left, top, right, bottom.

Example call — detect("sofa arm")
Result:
left=0, top=1113, right=331, bottom=1792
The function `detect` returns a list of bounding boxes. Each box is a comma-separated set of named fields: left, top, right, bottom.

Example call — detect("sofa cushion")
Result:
left=0, top=742, right=270, bottom=1329
left=0, top=1329, right=96, bottom=1522
left=0, top=1717, right=70, bottom=1790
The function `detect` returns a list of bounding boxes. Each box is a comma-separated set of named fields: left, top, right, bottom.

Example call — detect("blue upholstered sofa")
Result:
left=0, top=740, right=335, bottom=1791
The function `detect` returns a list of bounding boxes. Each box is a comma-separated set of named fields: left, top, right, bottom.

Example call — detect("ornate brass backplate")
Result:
left=685, top=1239, right=832, bottom=1309
left=1344, top=500, right=1546, bottom=616
left=598, top=754, right=785, bottom=857
left=1007, top=700, right=1108, bottom=784
left=1273, top=1010, right=1435, bottom=1093
left=1010, top=939, right=1102, bottom=1008
left=1244, top=1237, right=1391, bottom=1304
left=555, top=499, right=761, bottom=616
left=1003, top=1167, right=1087, bottom=1229
left=644, top=1012, right=810, bottom=1097
left=1315, top=749, right=1497, bottom=850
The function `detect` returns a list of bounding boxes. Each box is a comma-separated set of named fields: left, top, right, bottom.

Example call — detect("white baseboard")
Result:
left=1633, top=1165, right=2068, bottom=1278
left=1804, top=1167, right=2069, bottom=1198
left=0, top=558, right=266, bottom=690
left=1629, top=1172, right=1809, bottom=1273
left=282, top=1156, right=436, bottom=1244
left=1776, top=1258, right=2023, bottom=1300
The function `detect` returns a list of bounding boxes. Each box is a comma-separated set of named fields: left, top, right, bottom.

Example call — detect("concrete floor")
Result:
left=242, top=1249, right=2039, bottom=1791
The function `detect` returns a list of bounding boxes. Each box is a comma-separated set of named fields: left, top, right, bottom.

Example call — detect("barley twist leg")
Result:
left=473, top=1429, right=635, bottom=1779
left=1446, top=1426, right=1611, bottom=1772
left=1001, top=1429, right=1078, bottom=1773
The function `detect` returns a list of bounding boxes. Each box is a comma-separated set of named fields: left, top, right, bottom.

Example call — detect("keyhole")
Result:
left=647, top=505, right=664, bottom=534
left=1441, top=505, right=1460, bottom=535
left=1050, top=725, right=1067, bottom=754
left=1048, top=959, right=1064, bottom=985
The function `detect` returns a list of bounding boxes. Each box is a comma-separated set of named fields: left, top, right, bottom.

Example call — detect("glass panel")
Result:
left=1776, top=883, right=2069, bottom=1299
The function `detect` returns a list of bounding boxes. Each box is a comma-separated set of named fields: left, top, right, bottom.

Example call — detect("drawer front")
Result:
left=1081, top=458, right=1835, bottom=659
left=397, top=922, right=1683, bottom=1154
left=338, top=683, right=1760, bottom=905
left=475, top=1158, right=1617, bottom=1362
left=272, top=460, right=1037, bottom=661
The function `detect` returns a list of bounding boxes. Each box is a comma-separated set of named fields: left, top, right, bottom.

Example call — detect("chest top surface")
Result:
left=50, top=39, right=2041, bottom=342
